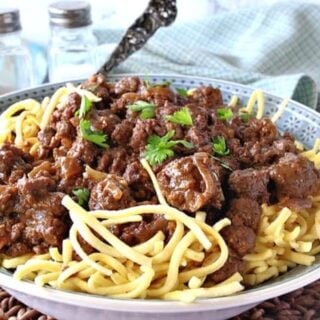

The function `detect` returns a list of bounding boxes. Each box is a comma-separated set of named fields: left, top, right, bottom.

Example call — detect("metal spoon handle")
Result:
left=97, top=0, right=177, bottom=75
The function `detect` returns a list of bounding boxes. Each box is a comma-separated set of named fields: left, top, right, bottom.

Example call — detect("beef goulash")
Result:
left=0, top=75, right=319, bottom=300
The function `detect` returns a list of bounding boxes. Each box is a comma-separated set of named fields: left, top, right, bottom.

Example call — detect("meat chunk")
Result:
left=240, top=118, right=278, bottom=144
left=111, top=92, right=140, bottom=114
left=157, top=153, right=225, bottom=212
left=111, top=119, right=134, bottom=146
left=89, top=109, right=121, bottom=136
left=130, top=119, right=165, bottom=151
left=0, top=143, right=33, bottom=184
left=114, top=76, right=141, bottom=95
left=81, top=73, right=110, bottom=100
left=143, top=86, right=175, bottom=107
left=17, top=176, right=56, bottom=202
left=112, top=215, right=175, bottom=246
left=188, top=86, right=222, bottom=109
left=24, top=197, right=68, bottom=249
left=269, top=153, right=320, bottom=200
left=123, top=161, right=155, bottom=201
left=68, top=137, right=100, bottom=166
left=57, top=156, right=84, bottom=193
left=0, top=185, right=18, bottom=215
left=0, top=179, right=69, bottom=256
left=89, top=175, right=135, bottom=210
left=61, top=92, right=81, bottom=121
left=97, top=147, right=128, bottom=176
left=229, top=168, right=270, bottom=204
left=221, top=225, right=256, bottom=257
left=226, top=198, right=261, bottom=232
left=210, top=255, right=245, bottom=284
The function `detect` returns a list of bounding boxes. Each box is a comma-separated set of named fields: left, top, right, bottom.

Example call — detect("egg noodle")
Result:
left=0, top=85, right=319, bottom=301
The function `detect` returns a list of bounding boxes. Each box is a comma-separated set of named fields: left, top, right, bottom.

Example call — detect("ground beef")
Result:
left=142, top=86, right=175, bottom=107
left=97, top=147, right=128, bottom=176
left=81, top=73, right=110, bottom=100
left=112, top=215, right=175, bottom=246
left=130, top=119, right=165, bottom=151
left=1, top=75, right=320, bottom=271
left=157, top=153, right=225, bottom=212
left=188, top=86, right=223, bottom=109
left=114, top=76, right=141, bottom=96
left=240, top=118, right=278, bottom=144
left=57, top=156, right=83, bottom=193
left=61, top=92, right=81, bottom=121
left=0, top=185, right=18, bottom=215
left=0, top=143, right=33, bottom=184
left=185, top=126, right=211, bottom=148
left=221, top=225, right=256, bottom=257
left=226, top=198, right=261, bottom=232
left=269, top=153, right=320, bottom=200
left=0, top=176, right=69, bottom=257
left=123, top=161, right=155, bottom=201
left=67, top=137, right=100, bottom=166
left=210, top=255, right=245, bottom=284
left=229, top=168, right=270, bottom=204
left=111, top=92, right=140, bottom=114
left=89, top=108, right=121, bottom=136
left=89, top=175, right=135, bottom=210
left=17, top=176, right=56, bottom=201
left=111, top=119, right=134, bottom=145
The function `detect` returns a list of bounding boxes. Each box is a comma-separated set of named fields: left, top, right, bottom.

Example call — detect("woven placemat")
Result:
left=0, top=281, right=319, bottom=320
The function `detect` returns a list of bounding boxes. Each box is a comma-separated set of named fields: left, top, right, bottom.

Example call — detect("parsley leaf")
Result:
left=239, top=112, right=252, bottom=123
left=217, top=108, right=233, bottom=121
left=80, top=119, right=109, bottom=148
left=212, top=136, right=229, bottom=156
left=165, top=107, right=193, bottom=126
left=144, top=130, right=194, bottom=166
left=176, top=88, right=188, bottom=98
left=128, top=100, right=156, bottom=120
left=77, top=95, right=93, bottom=118
left=72, top=188, right=90, bottom=206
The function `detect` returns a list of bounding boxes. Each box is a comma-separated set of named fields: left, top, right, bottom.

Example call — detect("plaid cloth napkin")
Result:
left=95, top=1, right=320, bottom=110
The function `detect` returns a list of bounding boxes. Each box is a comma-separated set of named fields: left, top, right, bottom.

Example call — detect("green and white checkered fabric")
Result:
left=95, top=1, right=320, bottom=110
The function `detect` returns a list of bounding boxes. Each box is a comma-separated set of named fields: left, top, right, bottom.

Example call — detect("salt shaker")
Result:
left=48, top=1, right=98, bottom=82
left=0, top=8, right=33, bottom=94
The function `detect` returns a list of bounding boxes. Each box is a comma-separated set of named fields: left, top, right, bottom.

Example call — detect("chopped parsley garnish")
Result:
left=128, top=100, right=156, bottom=120
left=72, top=188, right=90, bottom=206
left=239, top=112, right=252, bottom=123
left=76, top=95, right=93, bottom=118
left=176, top=88, right=188, bottom=98
left=165, top=107, right=193, bottom=126
left=217, top=108, right=233, bottom=121
left=212, top=136, right=229, bottom=156
left=144, top=77, right=172, bottom=88
left=144, top=130, right=194, bottom=166
left=80, top=119, right=109, bottom=148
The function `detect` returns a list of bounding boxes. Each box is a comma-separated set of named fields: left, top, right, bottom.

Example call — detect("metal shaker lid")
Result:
left=0, top=8, right=21, bottom=34
left=48, top=1, right=92, bottom=28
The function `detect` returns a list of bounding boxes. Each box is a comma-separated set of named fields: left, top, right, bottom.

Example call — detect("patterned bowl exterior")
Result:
left=0, top=74, right=319, bottom=320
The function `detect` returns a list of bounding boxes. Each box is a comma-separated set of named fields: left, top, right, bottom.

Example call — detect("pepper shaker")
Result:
left=48, top=1, right=98, bottom=82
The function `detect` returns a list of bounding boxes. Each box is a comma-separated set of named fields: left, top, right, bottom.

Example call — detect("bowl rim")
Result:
left=0, top=74, right=319, bottom=313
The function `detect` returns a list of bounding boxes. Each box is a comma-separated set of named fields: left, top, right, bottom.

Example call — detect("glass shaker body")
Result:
left=0, top=28, right=33, bottom=94
left=48, top=25, right=98, bottom=82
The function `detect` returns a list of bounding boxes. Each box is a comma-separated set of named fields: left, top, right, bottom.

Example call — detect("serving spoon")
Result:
left=97, top=0, right=177, bottom=75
